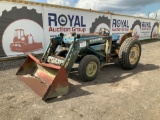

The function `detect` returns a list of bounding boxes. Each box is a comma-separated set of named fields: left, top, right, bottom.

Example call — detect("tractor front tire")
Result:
left=118, top=37, right=141, bottom=70
left=78, top=55, right=100, bottom=82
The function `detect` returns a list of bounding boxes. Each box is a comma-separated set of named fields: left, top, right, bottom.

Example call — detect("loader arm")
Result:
left=63, top=40, right=81, bottom=74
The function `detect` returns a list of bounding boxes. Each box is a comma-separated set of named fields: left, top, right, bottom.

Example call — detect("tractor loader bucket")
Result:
left=16, top=54, right=69, bottom=100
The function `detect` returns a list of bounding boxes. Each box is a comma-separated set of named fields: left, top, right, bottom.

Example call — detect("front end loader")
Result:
left=16, top=28, right=141, bottom=100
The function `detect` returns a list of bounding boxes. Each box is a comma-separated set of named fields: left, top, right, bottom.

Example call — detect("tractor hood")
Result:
left=63, top=33, right=107, bottom=44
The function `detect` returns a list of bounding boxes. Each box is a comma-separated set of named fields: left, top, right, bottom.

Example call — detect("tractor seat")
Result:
left=111, top=34, right=120, bottom=41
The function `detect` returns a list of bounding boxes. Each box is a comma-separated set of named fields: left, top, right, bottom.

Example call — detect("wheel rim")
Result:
left=86, top=61, right=97, bottom=77
left=129, top=44, right=140, bottom=65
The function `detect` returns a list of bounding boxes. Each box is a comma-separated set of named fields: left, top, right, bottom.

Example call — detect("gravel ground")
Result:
left=0, top=40, right=160, bottom=120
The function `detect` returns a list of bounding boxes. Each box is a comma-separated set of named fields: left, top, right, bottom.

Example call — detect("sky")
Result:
left=32, top=0, right=160, bottom=19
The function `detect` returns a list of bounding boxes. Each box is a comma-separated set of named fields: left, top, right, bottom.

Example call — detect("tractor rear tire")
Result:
left=118, top=37, right=141, bottom=70
left=78, top=55, right=100, bottom=82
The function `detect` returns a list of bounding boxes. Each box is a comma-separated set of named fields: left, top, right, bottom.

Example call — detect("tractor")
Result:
left=10, top=29, right=43, bottom=52
left=152, top=29, right=158, bottom=38
left=16, top=28, right=141, bottom=100
left=132, top=29, right=139, bottom=40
